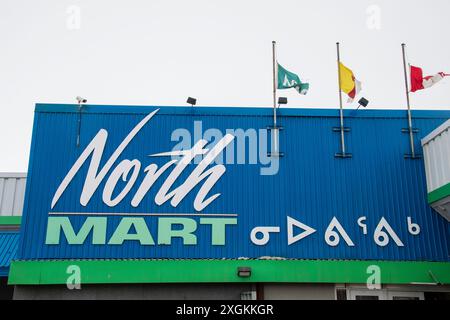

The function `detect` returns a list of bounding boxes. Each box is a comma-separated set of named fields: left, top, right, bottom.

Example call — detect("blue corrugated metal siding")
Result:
left=0, top=232, right=19, bottom=275
left=17, top=104, right=450, bottom=261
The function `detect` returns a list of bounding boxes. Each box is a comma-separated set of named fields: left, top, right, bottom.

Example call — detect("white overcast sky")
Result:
left=1, top=0, right=450, bottom=172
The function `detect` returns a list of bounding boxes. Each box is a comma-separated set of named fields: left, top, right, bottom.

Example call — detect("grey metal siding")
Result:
left=0, top=173, right=26, bottom=216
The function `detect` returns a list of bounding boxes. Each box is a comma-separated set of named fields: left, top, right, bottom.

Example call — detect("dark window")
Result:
left=424, top=292, right=450, bottom=301
left=336, top=288, right=347, bottom=300
left=392, top=296, right=420, bottom=300
left=355, top=295, right=379, bottom=300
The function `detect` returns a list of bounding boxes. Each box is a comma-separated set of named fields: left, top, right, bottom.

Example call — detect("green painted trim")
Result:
left=8, top=259, right=450, bottom=285
left=428, top=182, right=450, bottom=204
left=0, top=216, right=21, bottom=225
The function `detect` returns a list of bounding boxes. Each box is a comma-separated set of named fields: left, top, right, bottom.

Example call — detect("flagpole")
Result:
left=272, top=40, right=278, bottom=154
left=336, top=42, right=346, bottom=156
left=401, top=43, right=415, bottom=158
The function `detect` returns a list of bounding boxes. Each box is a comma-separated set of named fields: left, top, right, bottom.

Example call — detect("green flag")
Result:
left=277, top=63, right=309, bottom=95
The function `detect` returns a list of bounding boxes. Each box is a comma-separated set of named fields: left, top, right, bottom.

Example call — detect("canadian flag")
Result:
left=410, top=65, right=449, bottom=92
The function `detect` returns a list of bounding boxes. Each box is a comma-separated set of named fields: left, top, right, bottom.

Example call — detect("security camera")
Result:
left=76, top=96, right=87, bottom=104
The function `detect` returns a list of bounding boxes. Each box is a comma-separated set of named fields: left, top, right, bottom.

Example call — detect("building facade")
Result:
left=6, top=103, right=450, bottom=300
left=0, top=173, right=25, bottom=299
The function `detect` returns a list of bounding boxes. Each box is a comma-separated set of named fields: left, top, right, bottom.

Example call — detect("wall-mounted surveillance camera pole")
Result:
left=76, top=102, right=82, bottom=147
left=76, top=96, right=87, bottom=147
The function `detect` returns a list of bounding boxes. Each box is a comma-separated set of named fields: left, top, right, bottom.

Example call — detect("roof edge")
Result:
left=421, top=119, right=450, bottom=145
left=35, top=103, right=450, bottom=119
left=0, top=173, right=27, bottom=178
left=0, top=216, right=22, bottom=225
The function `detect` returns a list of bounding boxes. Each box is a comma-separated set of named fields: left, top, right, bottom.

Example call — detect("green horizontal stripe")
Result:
left=0, top=216, right=21, bottom=225
left=8, top=259, right=450, bottom=285
left=428, top=182, right=450, bottom=204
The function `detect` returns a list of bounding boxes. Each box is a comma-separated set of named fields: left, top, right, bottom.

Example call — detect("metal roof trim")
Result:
left=9, top=259, right=450, bottom=285
left=0, top=217, right=22, bottom=226
left=9, top=258, right=450, bottom=262
left=35, top=103, right=450, bottom=119
left=421, top=119, right=450, bottom=146
left=0, top=173, right=27, bottom=178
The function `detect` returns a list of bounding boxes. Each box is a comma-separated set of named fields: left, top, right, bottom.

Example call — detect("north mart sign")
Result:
left=45, top=109, right=421, bottom=249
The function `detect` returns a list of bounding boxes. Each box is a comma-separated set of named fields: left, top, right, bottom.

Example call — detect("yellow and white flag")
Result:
left=339, top=62, right=361, bottom=102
